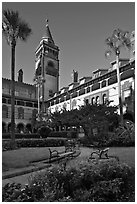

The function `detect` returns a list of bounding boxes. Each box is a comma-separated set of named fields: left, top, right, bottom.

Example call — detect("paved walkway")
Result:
left=2, top=165, right=52, bottom=187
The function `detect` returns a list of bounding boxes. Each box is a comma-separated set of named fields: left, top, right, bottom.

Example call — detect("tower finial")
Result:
left=46, top=19, right=49, bottom=26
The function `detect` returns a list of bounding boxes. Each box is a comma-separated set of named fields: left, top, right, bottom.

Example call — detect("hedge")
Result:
left=2, top=138, right=67, bottom=151
left=2, top=133, right=41, bottom=139
left=3, top=131, right=77, bottom=140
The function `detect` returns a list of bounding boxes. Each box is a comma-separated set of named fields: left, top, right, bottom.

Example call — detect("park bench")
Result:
left=48, top=148, right=74, bottom=163
left=65, top=139, right=75, bottom=152
left=90, top=147, right=110, bottom=159
left=65, top=139, right=80, bottom=152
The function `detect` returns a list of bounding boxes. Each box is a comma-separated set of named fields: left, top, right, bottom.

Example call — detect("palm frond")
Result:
left=3, top=9, right=20, bottom=31
left=2, top=9, right=32, bottom=43
left=18, top=21, right=32, bottom=41
left=105, top=29, right=132, bottom=55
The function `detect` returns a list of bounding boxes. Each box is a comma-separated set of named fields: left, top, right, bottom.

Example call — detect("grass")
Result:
left=2, top=146, right=65, bottom=170
left=2, top=146, right=135, bottom=171
left=67, top=147, right=135, bottom=168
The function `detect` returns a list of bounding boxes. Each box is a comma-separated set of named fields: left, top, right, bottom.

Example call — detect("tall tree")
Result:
left=105, top=28, right=132, bottom=126
left=2, top=10, right=32, bottom=148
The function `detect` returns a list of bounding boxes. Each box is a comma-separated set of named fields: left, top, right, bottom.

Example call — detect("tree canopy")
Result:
left=49, top=103, right=119, bottom=139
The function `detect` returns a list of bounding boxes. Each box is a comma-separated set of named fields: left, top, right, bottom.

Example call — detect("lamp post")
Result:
left=115, top=48, right=123, bottom=125
left=35, top=76, right=43, bottom=121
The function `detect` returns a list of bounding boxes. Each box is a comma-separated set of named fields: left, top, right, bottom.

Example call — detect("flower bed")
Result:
left=2, top=160, right=135, bottom=202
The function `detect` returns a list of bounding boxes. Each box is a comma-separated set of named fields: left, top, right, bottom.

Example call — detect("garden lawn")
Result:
left=2, top=146, right=135, bottom=171
left=68, top=147, right=135, bottom=168
left=2, top=146, right=65, bottom=170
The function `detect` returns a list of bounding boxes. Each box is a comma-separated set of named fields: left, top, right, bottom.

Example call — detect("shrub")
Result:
left=38, top=126, right=52, bottom=138
left=2, top=160, right=135, bottom=202
left=104, top=129, right=135, bottom=147
left=2, top=133, right=40, bottom=139
left=49, top=131, right=77, bottom=139
left=2, top=183, right=44, bottom=202
left=2, top=138, right=67, bottom=151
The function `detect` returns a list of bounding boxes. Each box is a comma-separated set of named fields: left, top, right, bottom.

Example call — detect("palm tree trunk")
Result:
left=10, top=40, right=16, bottom=149
left=116, top=52, right=123, bottom=126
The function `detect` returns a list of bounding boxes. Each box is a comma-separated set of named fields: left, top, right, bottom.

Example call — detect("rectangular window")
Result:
left=87, top=87, right=90, bottom=93
left=8, top=98, right=11, bottom=104
left=17, top=100, right=24, bottom=106
left=34, top=103, right=38, bottom=108
left=2, top=98, right=6, bottom=103
left=26, top=102, right=33, bottom=107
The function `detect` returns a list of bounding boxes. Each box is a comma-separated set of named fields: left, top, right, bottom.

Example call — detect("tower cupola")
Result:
left=42, top=19, right=54, bottom=44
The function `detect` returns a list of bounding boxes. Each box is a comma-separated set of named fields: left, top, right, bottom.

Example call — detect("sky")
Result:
left=2, top=2, right=135, bottom=89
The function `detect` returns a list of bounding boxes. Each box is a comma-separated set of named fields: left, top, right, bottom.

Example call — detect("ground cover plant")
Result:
left=2, top=159, right=135, bottom=202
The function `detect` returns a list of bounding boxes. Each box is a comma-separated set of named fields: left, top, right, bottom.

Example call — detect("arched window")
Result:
left=72, top=99, right=77, bottom=109
left=91, top=97, right=95, bottom=105
left=26, top=123, right=32, bottom=133
left=63, top=102, right=67, bottom=110
left=17, top=123, right=24, bottom=133
left=103, top=94, right=107, bottom=104
left=96, top=96, right=100, bottom=105
left=18, top=107, right=24, bottom=119
left=2, top=105, right=8, bottom=118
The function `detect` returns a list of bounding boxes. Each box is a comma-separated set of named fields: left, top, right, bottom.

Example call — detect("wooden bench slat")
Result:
left=48, top=148, right=74, bottom=163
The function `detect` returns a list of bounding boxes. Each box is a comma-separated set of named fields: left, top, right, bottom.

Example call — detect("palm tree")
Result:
left=2, top=9, right=32, bottom=148
left=105, top=28, right=132, bottom=126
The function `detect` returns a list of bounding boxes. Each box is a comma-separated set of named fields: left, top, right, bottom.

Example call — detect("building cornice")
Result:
left=2, top=77, right=35, bottom=88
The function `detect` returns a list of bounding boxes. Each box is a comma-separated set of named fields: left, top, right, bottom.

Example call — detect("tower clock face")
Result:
left=46, top=60, right=58, bottom=77
left=48, top=61, right=54, bottom=68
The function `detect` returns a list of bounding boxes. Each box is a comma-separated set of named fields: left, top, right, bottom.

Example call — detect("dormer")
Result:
left=60, top=87, right=69, bottom=94
left=79, top=76, right=92, bottom=85
left=109, top=58, right=129, bottom=71
left=68, top=82, right=79, bottom=90
left=92, top=69, right=108, bottom=79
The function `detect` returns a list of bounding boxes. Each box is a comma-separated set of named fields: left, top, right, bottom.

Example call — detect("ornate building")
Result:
left=46, top=31, right=135, bottom=123
left=2, top=20, right=60, bottom=133
left=2, top=25, right=135, bottom=133
left=2, top=70, right=38, bottom=133
left=46, top=59, right=135, bottom=123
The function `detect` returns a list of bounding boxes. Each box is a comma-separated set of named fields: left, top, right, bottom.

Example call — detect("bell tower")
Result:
left=35, top=19, right=59, bottom=102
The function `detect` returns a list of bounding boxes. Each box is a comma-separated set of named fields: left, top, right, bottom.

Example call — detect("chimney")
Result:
left=72, top=70, right=78, bottom=83
left=18, top=69, right=23, bottom=82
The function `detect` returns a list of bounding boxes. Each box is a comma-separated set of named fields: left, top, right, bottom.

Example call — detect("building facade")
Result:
left=2, top=21, right=60, bottom=133
left=46, top=58, right=135, bottom=122
left=2, top=25, right=135, bottom=133
left=46, top=31, right=135, bottom=120
left=2, top=70, right=38, bottom=133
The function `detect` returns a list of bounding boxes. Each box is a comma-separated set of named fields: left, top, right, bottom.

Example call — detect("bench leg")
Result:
left=99, top=152, right=109, bottom=159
